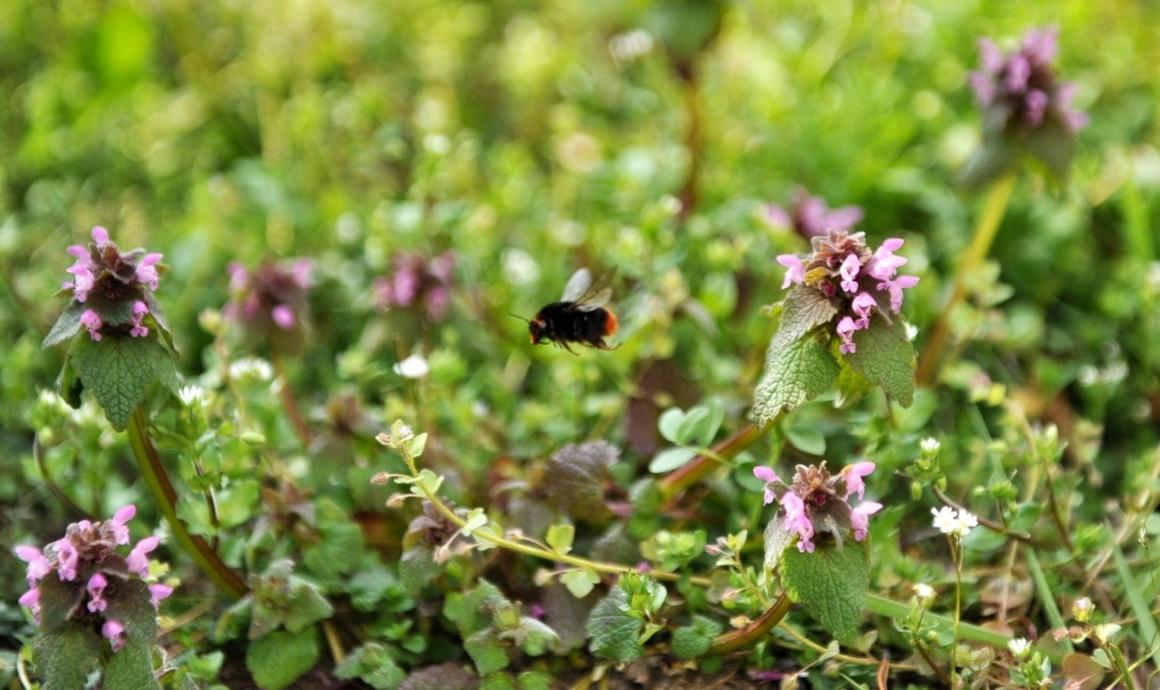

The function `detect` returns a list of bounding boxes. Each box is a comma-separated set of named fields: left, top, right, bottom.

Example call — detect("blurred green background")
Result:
left=1, top=0, right=1159, bottom=675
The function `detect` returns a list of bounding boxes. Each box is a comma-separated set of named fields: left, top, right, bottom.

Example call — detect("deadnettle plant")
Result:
left=225, top=258, right=313, bottom=348
left=44, top=227, right=178, bottom=431
left=964, top=26, right=1087, bottom=185
left=15, top=505, right=172, bottom=655
left=373, top=251, right=456, bottom=322
left=754, top=461, right=882, bottom=553
left=765, top=187, right=864, bottom=240
left=777, top=230, right=918, bottom=356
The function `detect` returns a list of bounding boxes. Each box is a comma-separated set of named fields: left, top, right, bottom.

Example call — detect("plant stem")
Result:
left=404, top=455, right=711, bottom=586
left=707, top=593, right=791, bottom=655
left=127, top=408, right=247, bottom=598
left=916, top=172, right=1017, bottom=386
left=273, top=352, right=312, bottom=448
left=951, top=540, right=962, bottom=688
left=676, top=60, right=703, bottom=222
left=659, top=422, right=769, bottom=501
left=864, top=593, right=1010, bottom=648
left=1024, top=547, right=1073, bottom=653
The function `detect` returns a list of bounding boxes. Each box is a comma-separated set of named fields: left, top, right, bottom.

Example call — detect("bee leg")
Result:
left=562, top=341, right=579, bottom=355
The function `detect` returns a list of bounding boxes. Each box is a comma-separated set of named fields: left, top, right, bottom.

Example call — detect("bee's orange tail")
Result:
left=604, top=310, right=619, bottom=337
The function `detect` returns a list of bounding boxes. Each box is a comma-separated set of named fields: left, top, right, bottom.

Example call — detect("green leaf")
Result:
left=587, top=587, right=644, bottom=662
left=763, top=518, right=796, bottom=572
left=671, top=615, right=724, bottom=660
left=1026, top=120, right=1075, bottom=181
left=504, top=617, right=560, bottom=656
left=215, top=479, right=260, bottom=528
left=658, top=408, right=686, bottom=444
left=303, top=521, right=365, bottom=582
left=103, top=578, right=162, bottom=690
left=399, top=547, right=438, bottom=595
left=464, top=629, right=509, bottom=676
left=781, top=540, right=870, bottom=642
left=647, top=446, right=698, bottom=473
left=245, top=627, right=320, bottom=690
left=283, top=579, right=335, bottom=633
left=69, top=334, right=177, bottom=430
left=43, top=301, right=87, bottom=348
left=785, top=424, right=826, bottom=455
left=460, top=508, right=488, bottom=536
left=517, top=670, right=553, bottom=690
left=845, top=319, right=915, bottom=408
left=752, top=334, right=840, bottom=425
left=335, top=643, right=406, bottom=690
left=443, top=580, right=507, bottom=636
left=777, top=286, right=839, bottom=345
left=479, top=673, right=516, bottom=690
left=36, top=572, right=85, bottom=632
left=1112, top=542, right=1160, bottom=672
left=34, top=626, right=102, bottom=690
left=545, top=523, right=574, bottom=554
left=560, top=569, right=600, bottom=598
left=349, top=566, right=401, bottom=613
left=960, top=135, right=1018, bottom=190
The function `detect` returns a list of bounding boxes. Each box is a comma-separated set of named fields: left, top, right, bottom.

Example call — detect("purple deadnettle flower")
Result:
left=970, top=27, right=1087, bottom=134
left=766, top=187, right=864, bottom=240
left=752, top=461, right=883, bottom=553
left=777, top=229, right=918, bottom=355
left=13, top=505, right=174, bottom=644
left=225, top=259, right=313, bottom=347
left=374, top=251, right=457, bottom=322
left=54, top=227, right=165, bottom=343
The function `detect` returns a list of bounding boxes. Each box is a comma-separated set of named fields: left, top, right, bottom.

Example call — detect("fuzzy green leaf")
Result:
left=443, top=580, right=507, bottom=636
left=671, top=615, right=724, bottom=660
left=34, top=626, right=102, bottom=690
left=399, top=547, right=438, bottom=595
left=303, top=521, right=364, bottom=582
left=586, top=588, right=643, bottom=662
left=781, top=540, right=870, bottom=642
left=846, top=319, right=915, bottom=407
left=335, top=642, right=406, bottom=690
left=752, top=334, right=840, bottom=425
left=464, top=629, right=509, bottom=676
left=245, top=627, right=320, bottom=690
left=283, top=579, right=334, bottom=633
left=763, top=518, right=796, bottom=572
left=43, top=301, right=87, bottom=348
left=777, top=287, right=839, bottom=345
left=69, top=334, right=177, bottom=430
left=103, top=578, right=162, bottom=690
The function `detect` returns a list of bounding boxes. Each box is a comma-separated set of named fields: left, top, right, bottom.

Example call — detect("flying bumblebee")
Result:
left=526, top=268, right=618, bottom=353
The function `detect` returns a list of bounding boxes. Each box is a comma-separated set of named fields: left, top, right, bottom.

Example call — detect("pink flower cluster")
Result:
left=14, top=505, right=173, bottom=652
left=753, top=461, right=882, bottom=553
left=374, top=251, right=456, bottom=322
left=226, top=259, right=313, bottom=334
left=777, top=230, right=918, bottom=354
left=63, top=227, right=163, bottom=342
left=765, top=187, right=864, bottom=240
left=969, top=27, right=1087, bottom=133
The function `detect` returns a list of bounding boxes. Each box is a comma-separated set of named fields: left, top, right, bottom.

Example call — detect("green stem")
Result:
left=1024, top=547, right=1073, bottom=653
left=917, top=172, right=1017, bottom=386
left=707, top=593, right=792, bottom=655
left=951, top=540, right=962, bottom=688
left=864, top=593, right=1010, bottom=648
left=127, top=408, right=247, bottom=598
left=408, top=458, right=710, bottom=586
left=659, top=422, right=769, bottom=501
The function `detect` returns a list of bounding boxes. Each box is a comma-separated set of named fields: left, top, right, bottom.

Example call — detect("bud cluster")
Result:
left=14, top=506, right=173, bottom=652
left=61, top=227, right=164, bottom=342
left=777, top=230, right=919, bottom=354
left=753, top=461, right=883, bottom=553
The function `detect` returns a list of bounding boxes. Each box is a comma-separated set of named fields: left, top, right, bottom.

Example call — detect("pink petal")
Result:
left=91, top=226, right=110, bottom=246
left=113, top=504, right=137, bottom=525
left=271, top=304, right=296, bottom=329
left=753, top=466, right=780, bottom=483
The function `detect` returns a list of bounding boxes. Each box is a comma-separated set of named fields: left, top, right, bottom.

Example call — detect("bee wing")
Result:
left=560, top=268, right=593, bottom=302
left=573, top=287, right=611, bottom=311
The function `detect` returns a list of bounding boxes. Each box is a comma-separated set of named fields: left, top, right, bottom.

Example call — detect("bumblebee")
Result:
left=527, top=268, right=618, bottom=353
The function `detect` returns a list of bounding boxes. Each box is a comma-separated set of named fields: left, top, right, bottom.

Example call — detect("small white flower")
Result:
left=913, top=582, right=936, bottom=604
left=1072, top=596, right=1094, bottom=623
left=905, top=322, right=919, bottom=341
left=608, top=29, right=653, bottom=63
left=1093, top=623, right=1121, bottom=645
left=229, top=357, right=273, bottom=382
left=920, top=437, right=941, bottom=454
left=1007, top=637, right=1032, bottom=659
left=394, top=354, right=430, bottom=379
left=177, top=385, right=207, bottom=408
left=931, top=506, right=977, bottom=539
